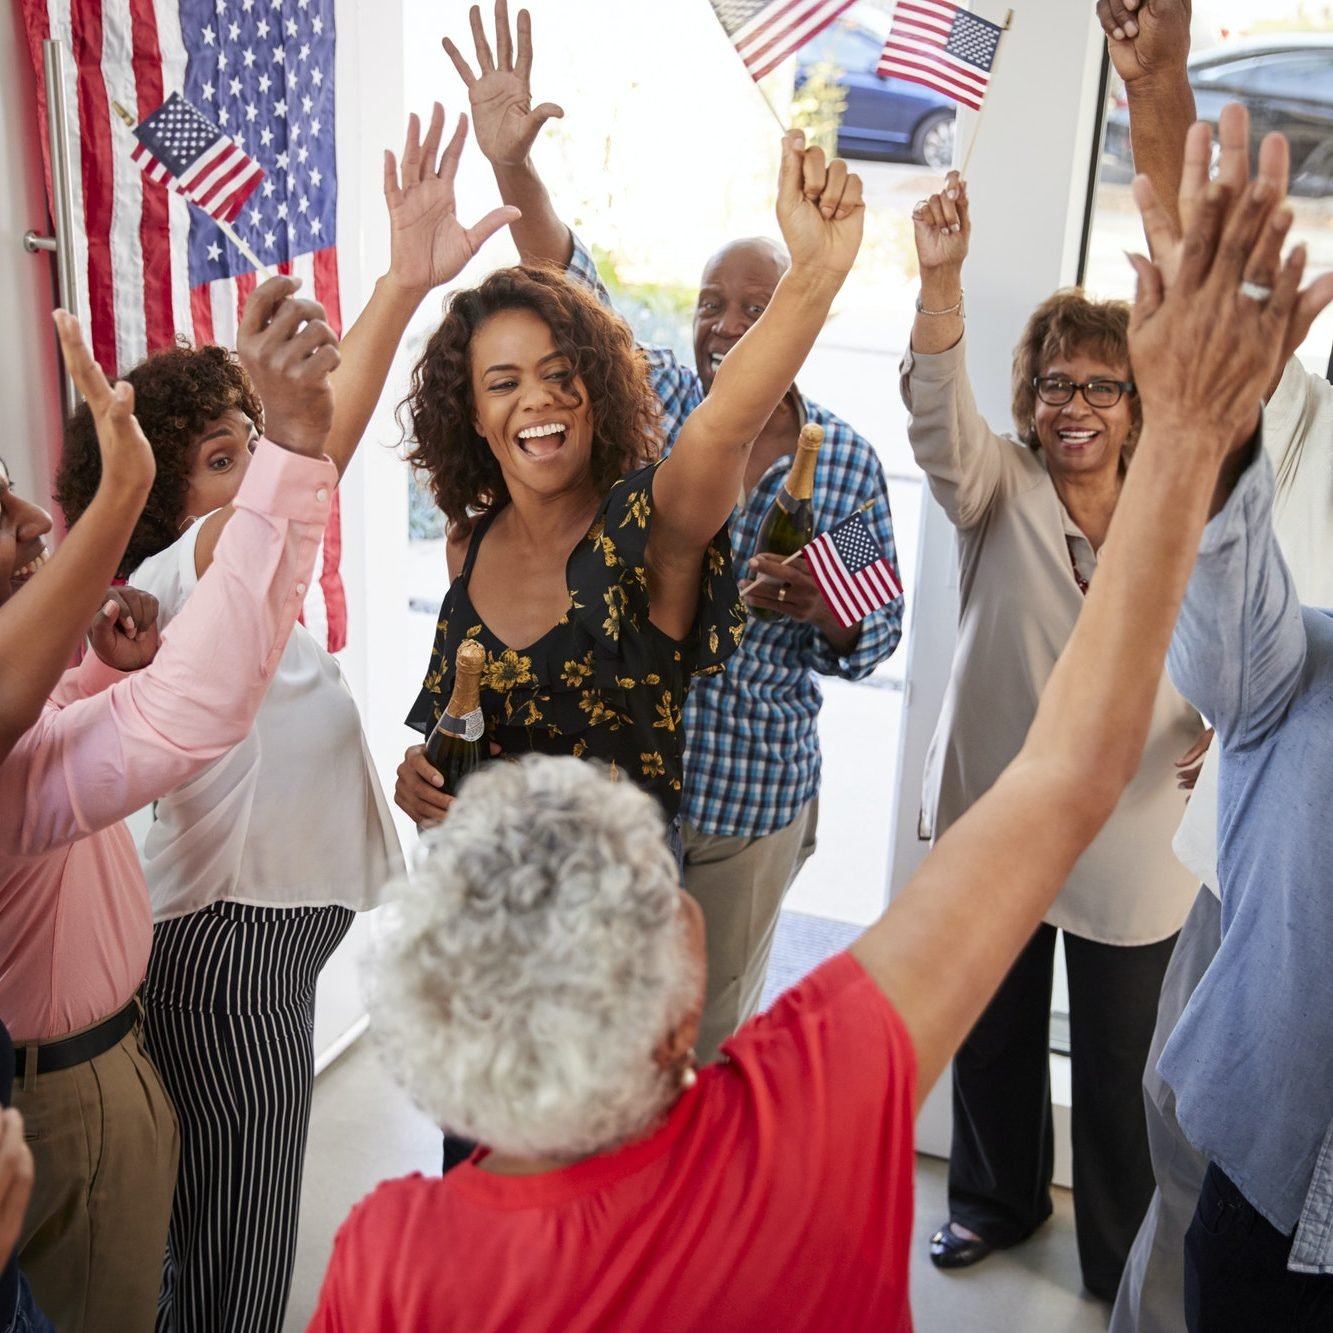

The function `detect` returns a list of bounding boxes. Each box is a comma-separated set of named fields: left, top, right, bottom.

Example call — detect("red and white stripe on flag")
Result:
left=801, top=527, right=903, bottom=630
left=715, top=0, right=859, bottom=82
left=19, top=0, right=347, bottom=653
left=132, top=133, right=263, bottom=224
left=878, top=0, right=994, bottom=112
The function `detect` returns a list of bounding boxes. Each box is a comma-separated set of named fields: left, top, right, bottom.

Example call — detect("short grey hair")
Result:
left=367, top=756, right=700, bottom=1160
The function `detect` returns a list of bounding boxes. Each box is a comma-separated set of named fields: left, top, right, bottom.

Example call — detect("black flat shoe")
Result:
left=929, top=1222, right=993, bottom=1270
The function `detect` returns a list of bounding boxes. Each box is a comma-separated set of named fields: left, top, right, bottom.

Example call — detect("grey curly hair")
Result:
left=366, top=756, right=700, bottom=1160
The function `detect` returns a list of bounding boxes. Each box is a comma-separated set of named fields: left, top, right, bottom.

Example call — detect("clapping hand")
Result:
left=89, top=586, right=160, bottom=672
left=443, top=1, right=563, bottom=169
left=1097, top=0, right=1191, bottom=82
left=775, top=130, right=865, bottom=282
left=384, top=104, right=522, bottom=297
left=912, top=171, right=970, bottom=273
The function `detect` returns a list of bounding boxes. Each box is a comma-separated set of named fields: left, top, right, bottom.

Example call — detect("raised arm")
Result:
left=904, top=175, right=1022, bottom=529
left=0, top=315, right=155, bottom=761
left=1098, top=0, right=1195, bottom=234
left=191, top=108, right=518, bottom=577
left=852, top=122, right=1331, bottom=1104
left=650, top=134, right=862, bottom=561
left=0, top=283, right=340, bottom=856
left=443, top=1, right=570, bottom=268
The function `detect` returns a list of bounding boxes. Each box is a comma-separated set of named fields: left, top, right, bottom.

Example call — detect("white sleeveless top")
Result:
left=129, top=516, right=403, bottom=920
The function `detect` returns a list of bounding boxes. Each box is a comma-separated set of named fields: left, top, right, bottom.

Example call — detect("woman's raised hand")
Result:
left=774, top=130, right=865, bottom=281
left=53, top=312, right=156, bottom=508
left=912, top=171, right=970, bottom=274
left=384, top=105, right=522, bottom=296
left=443, top=1, right=563, bottom=170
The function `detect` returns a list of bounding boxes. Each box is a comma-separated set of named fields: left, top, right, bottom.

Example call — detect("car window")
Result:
left=1194, top=51, right=1333, bottom=101
left=802, top=18, right=880, bottom=74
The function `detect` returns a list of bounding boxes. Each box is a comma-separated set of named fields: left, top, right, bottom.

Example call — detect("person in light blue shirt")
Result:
left=1164, top=442, right=1333, bottom=1330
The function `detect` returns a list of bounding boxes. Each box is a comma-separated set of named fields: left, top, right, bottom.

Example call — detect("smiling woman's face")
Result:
left=468, top=308, right=593, bottom=498
left=0, top=459, right=53, bottom=608
left=1032, top=349, right=1136, bottom=482
left=179, top=408, right=259, bottom=526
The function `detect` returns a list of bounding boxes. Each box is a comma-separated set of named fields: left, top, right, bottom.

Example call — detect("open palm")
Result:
left=385, top=105, right=520, bottom=294
left=53, top=311, right=156, bottom=500
left=443, top=2, right=563, bottom=169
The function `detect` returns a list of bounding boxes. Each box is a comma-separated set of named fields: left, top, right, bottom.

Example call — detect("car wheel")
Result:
left=913, top=111, right=955, bottom=170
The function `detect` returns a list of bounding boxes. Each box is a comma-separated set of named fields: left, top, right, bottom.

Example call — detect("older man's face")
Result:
left=692, top=240, right=790, bottom=394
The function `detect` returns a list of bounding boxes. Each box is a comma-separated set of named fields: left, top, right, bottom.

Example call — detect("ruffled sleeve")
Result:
left=567, top=462, right=744, bottom=687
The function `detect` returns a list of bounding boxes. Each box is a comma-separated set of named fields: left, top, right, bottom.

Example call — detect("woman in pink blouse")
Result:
left=0, top=281, right=340, bottom=1333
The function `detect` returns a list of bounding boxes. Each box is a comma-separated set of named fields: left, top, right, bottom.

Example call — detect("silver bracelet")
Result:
left=915, top=290, right=964, bottom=317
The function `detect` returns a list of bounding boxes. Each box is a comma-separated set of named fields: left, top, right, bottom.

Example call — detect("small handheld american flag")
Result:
left=709, top=0, right=860, bottom=83
left=801, top=507, right=903, bottom=629
left=128, top=92, right=264, bottom=225
left=878, top=0, right=1005, bottom=112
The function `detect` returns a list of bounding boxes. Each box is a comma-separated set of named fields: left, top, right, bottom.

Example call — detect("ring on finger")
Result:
left=1239, top=279, right=1274, bottom=302
left=778, top=585, right=788, bottom=603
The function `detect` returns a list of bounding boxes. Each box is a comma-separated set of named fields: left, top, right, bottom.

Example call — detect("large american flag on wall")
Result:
left=21, top=0, right=346, bottom=652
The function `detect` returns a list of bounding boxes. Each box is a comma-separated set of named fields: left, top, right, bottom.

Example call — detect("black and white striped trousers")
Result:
left=142, top=900, right=354, bottom=1333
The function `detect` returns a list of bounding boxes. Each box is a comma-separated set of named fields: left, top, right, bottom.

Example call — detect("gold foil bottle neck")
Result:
left=785, top=423, right=824, bottom=502
left=447, top=640, right=486, bottom=716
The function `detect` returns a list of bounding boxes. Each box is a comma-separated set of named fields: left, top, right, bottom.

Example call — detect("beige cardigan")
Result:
left=903, top=337, right=1199, bottom=945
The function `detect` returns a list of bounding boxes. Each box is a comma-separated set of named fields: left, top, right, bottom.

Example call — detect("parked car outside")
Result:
left=795, top=8, right=957, bottom=168
left=1102, top=34, right=1333, bottom=196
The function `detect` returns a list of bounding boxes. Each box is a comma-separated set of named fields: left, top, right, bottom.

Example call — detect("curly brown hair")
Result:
left=55, top=342, right=263, bottom=577
left=1011, top=289, right=1140, bottom=452
left=403, top=265, right=663, bottom=531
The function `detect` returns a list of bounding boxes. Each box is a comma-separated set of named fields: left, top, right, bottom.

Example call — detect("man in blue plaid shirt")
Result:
left=445, top=0, right=904, bottom=1058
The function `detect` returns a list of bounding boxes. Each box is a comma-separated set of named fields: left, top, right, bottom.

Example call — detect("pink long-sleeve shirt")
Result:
left=0, top=439, right=336, bottom=1042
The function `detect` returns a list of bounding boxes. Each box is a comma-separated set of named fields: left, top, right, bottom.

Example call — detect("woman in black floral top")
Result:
left=395, top=128, right=866, bottom=826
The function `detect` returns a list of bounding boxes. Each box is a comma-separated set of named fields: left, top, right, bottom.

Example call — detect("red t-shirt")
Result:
left=308, top=952, right=917, bottom=1333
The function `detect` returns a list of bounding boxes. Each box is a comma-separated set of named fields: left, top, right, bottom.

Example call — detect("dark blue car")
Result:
left=796, top=11, right=957, bottom=168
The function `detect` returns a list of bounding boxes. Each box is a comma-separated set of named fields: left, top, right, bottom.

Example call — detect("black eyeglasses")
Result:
left=1033, top=376, right=1136, bottom=409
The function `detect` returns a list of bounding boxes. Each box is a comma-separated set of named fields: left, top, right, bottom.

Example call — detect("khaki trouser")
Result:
left=682, top=798, right=819, bottom=1063
left=15, top=1020, right=179, bottom=1333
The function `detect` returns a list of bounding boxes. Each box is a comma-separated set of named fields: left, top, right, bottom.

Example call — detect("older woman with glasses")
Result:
left=903, top=171, right=1203, bottom=1301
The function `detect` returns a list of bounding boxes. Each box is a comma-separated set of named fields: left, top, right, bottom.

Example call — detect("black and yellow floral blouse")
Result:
left=406, top=463, right=745, bottom=818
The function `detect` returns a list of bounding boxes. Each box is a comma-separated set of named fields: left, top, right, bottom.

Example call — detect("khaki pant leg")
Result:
left=17, top=1027, right=179, bottom=1333
left=683, top=798, right=819, bottom=1063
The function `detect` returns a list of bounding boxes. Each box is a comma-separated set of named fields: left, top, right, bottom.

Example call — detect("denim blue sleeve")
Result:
left=1168, top=445, right=1308, bottom=751
left=566, top=232, right=699, bottom=448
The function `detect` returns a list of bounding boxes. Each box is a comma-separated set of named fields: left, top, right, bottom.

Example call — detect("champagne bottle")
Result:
left=752, top=422, right=823, bottom=621
left=425, top=639, right=487, bottom=794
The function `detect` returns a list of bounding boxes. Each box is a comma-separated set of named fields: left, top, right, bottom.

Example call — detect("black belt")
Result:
left=13, top=999, right=139, bottom=1079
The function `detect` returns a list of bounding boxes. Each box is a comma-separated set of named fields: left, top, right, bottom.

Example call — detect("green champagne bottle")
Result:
left=752, top=422, right=823, bottom=621
left=425, top=638, right=487, bottom=794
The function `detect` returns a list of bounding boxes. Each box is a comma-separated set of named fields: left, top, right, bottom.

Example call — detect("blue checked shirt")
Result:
left=567, top=236, right=904, bottom=836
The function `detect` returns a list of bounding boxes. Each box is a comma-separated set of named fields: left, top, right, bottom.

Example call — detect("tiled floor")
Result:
left=284, top=1039, right=1110, bottom=1333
